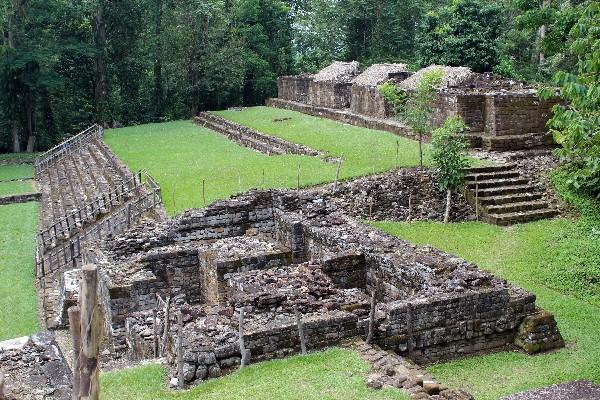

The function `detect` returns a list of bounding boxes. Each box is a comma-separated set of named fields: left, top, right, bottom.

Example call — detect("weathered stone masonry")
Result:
left=72, top=187, right=564, bottom=389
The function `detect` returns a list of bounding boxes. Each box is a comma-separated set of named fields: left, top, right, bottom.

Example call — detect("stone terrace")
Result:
left=75, top=186, right=563, bottom=395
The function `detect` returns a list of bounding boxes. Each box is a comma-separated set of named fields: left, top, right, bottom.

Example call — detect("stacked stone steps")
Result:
left=465, top=164, right=558, bottom=226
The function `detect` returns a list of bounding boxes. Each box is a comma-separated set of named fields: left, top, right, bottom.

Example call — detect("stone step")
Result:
left=478, top=193, right=543, bottom=206
left=466, top=164, right=516, bottom=174
left=483, top=208, right=558, bottom=226
left=485, top=200, right=550, bottom=214
left=475, top=184, right=533, bottom=197
left=466, top=177, right=529, bottom=189
left=465, top=170, right=520, bottom=182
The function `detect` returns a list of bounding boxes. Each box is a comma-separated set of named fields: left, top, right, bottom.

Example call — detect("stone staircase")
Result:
left=464, top=164, right=558, bottom=225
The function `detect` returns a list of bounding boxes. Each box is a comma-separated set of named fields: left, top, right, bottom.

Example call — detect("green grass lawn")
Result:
left=105, top=109, right=425, bottom=215
left=0, top=202, right=39, bottom=340
left=371, top=173, right=600, bottom=399
left=101, top=348, right=408, bottom=400
left=0, top=163, right=34, bottom=181
left=0, top=180, right=36, bottom=196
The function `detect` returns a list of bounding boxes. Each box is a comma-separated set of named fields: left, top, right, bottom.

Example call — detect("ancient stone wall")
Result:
left=350, top=86, right=392, bottom=118
left=484, top=95, right=558, bottom=136
left=308, top=81, right=353, bottom=109
left=277, top=75, right=313, bottom=103
left=432, top=93, right=486, bottom=133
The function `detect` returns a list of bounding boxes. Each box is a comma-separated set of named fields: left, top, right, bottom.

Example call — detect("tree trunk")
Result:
left=418, top=132, right=423, bottom=167
left=538, top=0, right=550, bottom=64
left=7, top=2, right=21, bottom=153
left=94, top=1, right=107, bottom=125
left=153, top=0, right=163, bottom=121
left=444, top=188, right=451, bottom=223
left=25, top=90, right=36, bottom=153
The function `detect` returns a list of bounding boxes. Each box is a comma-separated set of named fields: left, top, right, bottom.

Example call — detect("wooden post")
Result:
left=333, top=153, right=343, bottom=192
left=202, top=180, right=206, bottom=206
left=407, top=193, right=412, bottom=223
left=369, top=196, right=374, bottom=220
left=171, top=185, right=176, bottom=212
left=475, top=175, right=479, bottom=220
left=366, top=291, right=376, bottom=344
left=79, top=265, right=100, bottom=400
left=127, top=203, right=132, bottom=228
left=152, top=308, right=158, bottom=358
left=239, top=308, right=249, bottom=368
left=395, top=140, right=399, bottom=170
left=68, top=306, right=82, bottom=400
left=261, top=169, right=265, bottom=189
left=407, top=303, right=414, bottom=358
left=161, top=296, right=171, bottom=357
left=297, top=163, right=300, bottom=191
left=295, top=307, right=307, bottom=355
left=177, top=311, right=184, bottom=389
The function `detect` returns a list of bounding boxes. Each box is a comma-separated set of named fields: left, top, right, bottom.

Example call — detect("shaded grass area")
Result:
left=0, top=152, right=39, bottom=164
left=0, top=180, right=36, bottom=196
left=371, top=172, right=600, bottom=399
left=0, top=163, right=34, bottom=181
left=101, top=348, right=408, bottom=400
left=0, top=202, right=39, bottom=340
left=105, top=109, right=423, bottom=215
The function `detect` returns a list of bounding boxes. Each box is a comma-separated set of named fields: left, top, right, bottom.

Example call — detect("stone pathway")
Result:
left=346, top=339, right=474, bottom=400
left=500, top=381, right=600, bottom=400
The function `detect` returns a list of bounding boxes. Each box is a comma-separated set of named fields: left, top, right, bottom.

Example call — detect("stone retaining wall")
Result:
left=350, top=85, right=392, bottom=118
left=309, top=81, right=353, bottom=109
left=277, top=75, right=313, bottom=103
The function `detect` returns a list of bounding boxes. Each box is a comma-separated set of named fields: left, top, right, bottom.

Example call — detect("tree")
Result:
left=543, top=1, right=600, bottom=197
left=429, top=116, right=471, bottom=223
left=379, top=69, right=443, bottom=167
left=417, top=0, right=501, bottom=72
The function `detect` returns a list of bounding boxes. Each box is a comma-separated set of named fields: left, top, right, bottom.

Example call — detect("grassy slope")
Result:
left=0, top=164, right=34, bottom=181
left=0, top=202, right=39, bottom=340
left=105, top=108, right=424, bottom=215
left=372, top=173, right=600, bottom=399
left=0, top=180, right=36, bottom=196
left=101, top=348, right=408, bottom=400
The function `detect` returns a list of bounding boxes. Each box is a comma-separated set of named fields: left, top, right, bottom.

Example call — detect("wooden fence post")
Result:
left=153, top=308, right=158, bottom=358
left=407, top=193, right=413, bottom=223
left=395, top=140, right=399, bottom=170
left=294, top=307, right=307, bottom=355
left=407, top=303, right=414, bottom=359
left=333, top=153, right=344, bottom=192
left=177, top=311, right=184, bottom=389
left=161, top=297, right=171, bottom=357
left=475, top=175, right=479, bottom=220
left=202, top=180, right=206, bottom=206
left=79, top=265, right=100, bottom=400
left=68, top=306, right=81, bottom=400
left=239, top=308, right=249, bottom=368
left=366, top=291, right=377, bottom=344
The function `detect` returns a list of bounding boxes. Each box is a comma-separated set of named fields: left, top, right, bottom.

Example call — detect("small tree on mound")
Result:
left=430, top=116, right=471, bottom=223
left=379, top=69, right=444, bottom=167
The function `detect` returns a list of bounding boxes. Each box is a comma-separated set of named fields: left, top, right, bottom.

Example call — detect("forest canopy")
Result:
left=0, top=0, right=593, bottom=152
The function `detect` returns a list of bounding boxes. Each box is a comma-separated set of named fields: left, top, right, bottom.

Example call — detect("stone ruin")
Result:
left=58, top=184, right=563, bottom=392
left=271, top=62, right=559, bottom=151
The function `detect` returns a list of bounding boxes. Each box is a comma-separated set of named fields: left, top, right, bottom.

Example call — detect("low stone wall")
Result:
left=432, top=93, right=486, bottom=133
left=277, top=75, right=313, bottom=103
left=309, top=81, right=353, bottom=109
left=0, top=333, right=72, bottom=400
left=267, top=98, right=414, bottom=139
left=0, top=191, right=41, bottom=205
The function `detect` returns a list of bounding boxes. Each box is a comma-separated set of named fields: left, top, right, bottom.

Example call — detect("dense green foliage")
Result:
left=0, top=201, right=39, bottom=340
left=543, top=2, right=600, bottom=196
left=417, top=0, right=501, bottom=72
left=429, top=116, right=470, bottom=197
left=101, top=348, right=408, bottom=400
left=1, top=0, right=596, bottom=152
left=105, top=107, right=425, bottom=215
left=0, top=0, right=293, bottom=152
left=372, top=174, right=600, bottom=398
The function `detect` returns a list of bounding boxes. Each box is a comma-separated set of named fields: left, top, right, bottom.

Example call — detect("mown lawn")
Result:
left=105, top=108, right=424, bottom=216
left=0, top=163, right=34, bottom=181
left=101, top=348, right=408, bottom=400
left=371, top=172, right=600, bottom=399
left=0, top=180, right=36, bottom=196
left=0, top=202, right=39, bottom=340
